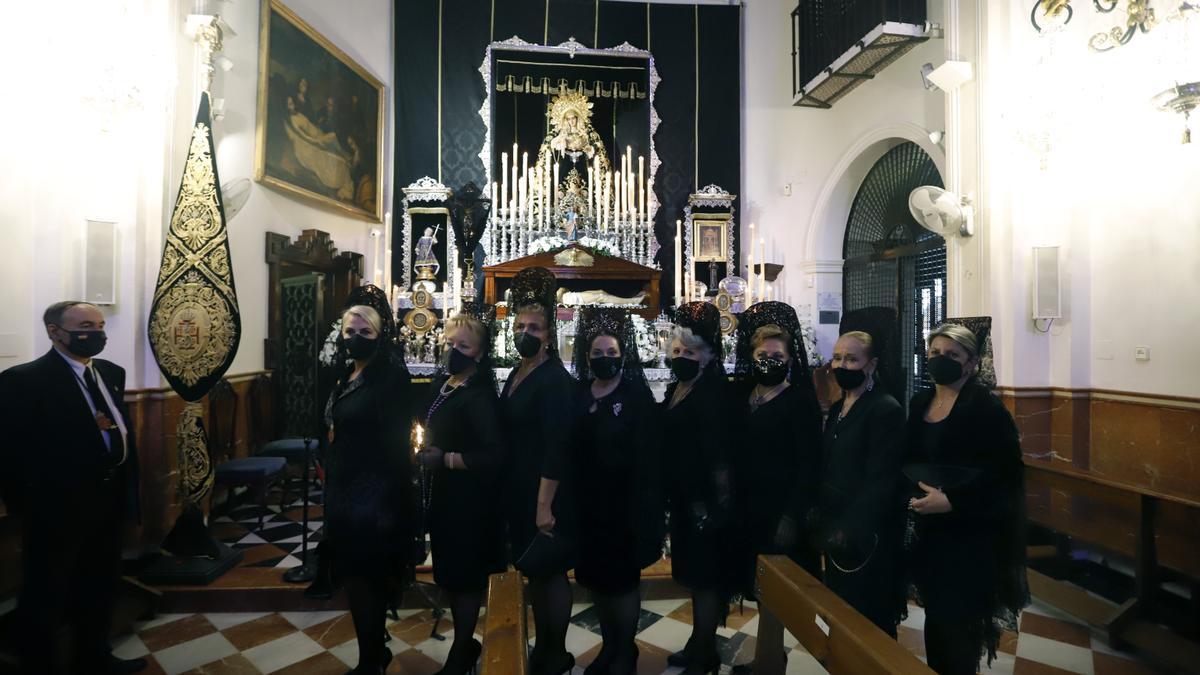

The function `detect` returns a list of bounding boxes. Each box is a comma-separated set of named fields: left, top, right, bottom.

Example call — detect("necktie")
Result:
left=84, top=366, right=124, bottom=461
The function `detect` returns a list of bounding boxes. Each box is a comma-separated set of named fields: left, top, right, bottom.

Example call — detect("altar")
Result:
left=483, top=243, right=661, bottom=320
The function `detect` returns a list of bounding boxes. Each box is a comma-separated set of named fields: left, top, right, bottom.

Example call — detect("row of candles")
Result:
left=370, top=212, right=396, bottom=305
left=671, top=219, right=775, bottom=306
left=493, top=142, right=650, bottom=230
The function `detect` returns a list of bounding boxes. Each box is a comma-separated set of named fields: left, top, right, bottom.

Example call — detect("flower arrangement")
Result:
left=528, top=235, right=619, bottom=258
left=319, top=319, right=343, bottom=366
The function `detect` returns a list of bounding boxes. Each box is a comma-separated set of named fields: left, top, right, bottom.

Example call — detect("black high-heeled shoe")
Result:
left=435, top=638, right=482, bottom=675
left=680, top=650, right=720, bottom=675
left=345, top=646, right=392, bottom=674
left=667, top=636, right=696, bottom=667
left=583, top=646, right=612, bottom=675
left=537, top=651, right=575, bottom=675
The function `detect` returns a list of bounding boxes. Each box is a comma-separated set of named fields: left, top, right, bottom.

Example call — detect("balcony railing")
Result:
left=792, top=0, right=928, bottom=108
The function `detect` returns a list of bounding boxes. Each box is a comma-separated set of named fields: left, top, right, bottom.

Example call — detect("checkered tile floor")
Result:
left=111, top=597, right=1164, bottom=674
left=210, top=487, right=327, bottom=571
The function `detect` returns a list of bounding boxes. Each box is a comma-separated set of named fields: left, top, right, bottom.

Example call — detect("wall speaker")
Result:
left=1032, top=246, right=1061, bottom=320
left=84, top=219, right=118, bottom=306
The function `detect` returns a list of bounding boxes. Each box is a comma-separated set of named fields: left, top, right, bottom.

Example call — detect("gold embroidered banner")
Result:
left=148, top=92, right=241, bottom=505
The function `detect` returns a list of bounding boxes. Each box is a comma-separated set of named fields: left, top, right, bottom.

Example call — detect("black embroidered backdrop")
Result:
left=393, top=0, right=741, bottom=309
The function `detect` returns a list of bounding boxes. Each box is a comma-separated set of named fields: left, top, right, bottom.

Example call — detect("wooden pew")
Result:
left=1024, top=460, right=1200, bottom=671
left=753, top=554, right=934, bottom=675
left=481, top=571, right=528, bottom=675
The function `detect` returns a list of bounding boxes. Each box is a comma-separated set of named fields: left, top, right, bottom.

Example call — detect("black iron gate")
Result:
left=842, top=142, right=946, bottom=406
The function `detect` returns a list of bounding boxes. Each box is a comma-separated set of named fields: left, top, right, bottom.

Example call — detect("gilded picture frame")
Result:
left=692, top=215, right=729, bottom=263
left=255, top=0, right=385, bottom=222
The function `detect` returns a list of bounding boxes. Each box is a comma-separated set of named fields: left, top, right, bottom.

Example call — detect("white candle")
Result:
left=638, top=156, right=645, bottom=223
left=383, top=211, right=392, bottom=293
left=522, top=151, right=529, bottom=186
left=615, top=170, right=622, bottom=225
left=501, top=152, right=509, bottom=217
left=675, top=219, right=682, bottom=306
left=511, top=163, right=518, bottom=220
left=747, top=222, right=755, bottom=307
left=759, top=237, right=767, bottom=301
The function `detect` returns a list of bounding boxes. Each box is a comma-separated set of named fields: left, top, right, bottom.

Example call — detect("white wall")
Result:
left=742, top=0, right=1199, bottom=398
left=0, top=0, right=393, bottom=388
left=979, top=1, right=1200, bottom=397
left=742, top=0, right=946, bottom=359
left=179, top=0, right=394, bottom=383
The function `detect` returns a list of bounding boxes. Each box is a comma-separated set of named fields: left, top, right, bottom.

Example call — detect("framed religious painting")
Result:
left=692, top=215, right=729, bottom=262
left=255, top=0, right=385, bottom=221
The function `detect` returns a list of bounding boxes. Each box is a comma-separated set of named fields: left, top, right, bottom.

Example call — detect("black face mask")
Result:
left=343, top=334, right=379, bottom=360
left=589, top=356, right=623, bottom=381
left=63, top=330, right=107, bottom=358
left=752, top=357, right=789, bottom=387
left=446, top=347, right=475, bottom=375
left=670, top=356, right=701, bottom=382
left=928, top=355, right=965, bottom=385
left=833, top=367, right=868, bottom=391
left=514, top=331, right=543, bottom=358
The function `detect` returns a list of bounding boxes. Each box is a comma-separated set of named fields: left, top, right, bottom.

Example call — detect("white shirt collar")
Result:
left=54, top=346, right=92, bottom=378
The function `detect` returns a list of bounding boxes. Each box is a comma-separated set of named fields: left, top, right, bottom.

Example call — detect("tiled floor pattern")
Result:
left=112, top=597, right=1164, bottom=674
left=209, top=488, right=327, bottom=571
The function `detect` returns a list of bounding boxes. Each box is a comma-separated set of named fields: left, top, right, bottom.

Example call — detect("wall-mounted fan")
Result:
left=221, top=178, right=252, bottom=222
left=908, top=186, right=974, bottom=237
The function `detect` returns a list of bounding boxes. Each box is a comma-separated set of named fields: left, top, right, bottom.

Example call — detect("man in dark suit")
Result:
left=0, top=301, right=146, bottom=675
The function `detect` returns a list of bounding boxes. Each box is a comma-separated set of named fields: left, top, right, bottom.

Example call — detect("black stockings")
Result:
left=528, top=572, right=573, bottom=663
left=688, top=590, right=723, bottom=657
left=344, top=575, right=388, bottom=672
left=591, top=588, right=641, bottom=674
left=448, top=591, right=483, bottom=649
left=924, top=613, right=982, bottom=675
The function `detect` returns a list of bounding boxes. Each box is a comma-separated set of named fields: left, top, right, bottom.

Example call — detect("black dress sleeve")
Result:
left=0, top=368, right=27, bottom=512
left=459, top=385, right=505, bottom=476
left=630, top=385, right=665, bottom=563
left=785, top=387, right=825, bottom=524
left=835, top=395, right=906, bottom=536
left=379, top=364, right=415, bottom=484
left=538, top=368, right=574, bottom=482
left=942, top=392, right=1023, bottom=522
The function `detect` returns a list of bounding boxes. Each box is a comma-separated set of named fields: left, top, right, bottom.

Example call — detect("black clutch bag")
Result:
left=902, top=463, right=982, bottom=500
left=515, top=532, right=573, bottom=577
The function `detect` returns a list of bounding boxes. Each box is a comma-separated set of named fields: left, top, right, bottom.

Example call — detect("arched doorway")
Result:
left=842, top=142, right=946, bottom=406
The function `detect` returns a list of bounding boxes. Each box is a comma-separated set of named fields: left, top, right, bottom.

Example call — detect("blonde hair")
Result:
left=838, top=330, right=876, bottom=359
left=341, top=305, right=383, bottom=336
left=445, top=314, right=487, bottom=348
left=751, top=324, right=792, bottom=351
left=929, top=323, right=979, bottom=358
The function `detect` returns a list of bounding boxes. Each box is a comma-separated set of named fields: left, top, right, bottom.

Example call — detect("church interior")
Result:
left=0, top=0, right=1198, bottom=674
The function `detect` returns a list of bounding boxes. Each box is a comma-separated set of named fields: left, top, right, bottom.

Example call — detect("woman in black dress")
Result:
left=724, top=303, right=823, bottom=674
left=323, top=301, right=415, bottom=675
left=417, top=305, right=506, bottom=675
left=662, top=302, right=733, bottom=675
left=905, top=323, right=1028, bottom=675
left=570, top=308, right=663, bottom=675
left=500, top=267, right=577, bottom=675
left=819, top=330, right=906, bottom=636
left=732, top=303, right=824, bottom=582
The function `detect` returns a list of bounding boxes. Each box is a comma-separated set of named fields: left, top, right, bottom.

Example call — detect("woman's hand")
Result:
left=417, top=445, right=444, bottom=469
left=536, top=502, right=556, bottom=536
left=910, top=481, right=952, bottom=515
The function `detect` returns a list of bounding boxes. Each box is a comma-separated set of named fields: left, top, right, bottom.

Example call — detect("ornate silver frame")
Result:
left=400, top=176, right=452, bottom=291
left=683, top=184, right=738, bottom=288
left=477, top=36, right=662, bottom=262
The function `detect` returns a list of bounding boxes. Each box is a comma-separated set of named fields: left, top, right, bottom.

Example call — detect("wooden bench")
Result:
left=1024, top=459, right=1200, bottom=671
left=481, top=571, right=528, bottom=675
left=753, top=554, right=934, bottom=675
